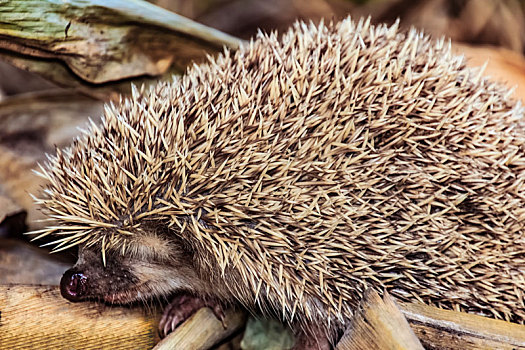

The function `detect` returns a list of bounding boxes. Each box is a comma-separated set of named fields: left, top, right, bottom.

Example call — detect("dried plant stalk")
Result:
left=0, top=285, right=159, bottom=349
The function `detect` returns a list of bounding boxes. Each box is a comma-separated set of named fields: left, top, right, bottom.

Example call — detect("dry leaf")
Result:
left=0, top=0, right=242, bottom=98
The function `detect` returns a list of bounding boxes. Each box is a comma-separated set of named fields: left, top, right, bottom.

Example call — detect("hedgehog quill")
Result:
left=32, top=17, right=525, bottom=349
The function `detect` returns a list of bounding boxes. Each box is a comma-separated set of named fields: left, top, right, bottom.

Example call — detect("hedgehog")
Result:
left=32, top=17, right=525, bottom=349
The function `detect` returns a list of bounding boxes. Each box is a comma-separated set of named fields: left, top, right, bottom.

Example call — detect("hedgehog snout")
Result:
left=60, top=269, right=88, bottom=302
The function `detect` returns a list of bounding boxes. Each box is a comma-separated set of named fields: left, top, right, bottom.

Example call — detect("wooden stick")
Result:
left=0, top=284, right=246, bottom=350
left=153, top=307, right=247, bottom=350
left=0, top=284, right=159, bottom=349
left=400, top=302, right=525, bottom=349
left=336, top=290, right=424, bottom=350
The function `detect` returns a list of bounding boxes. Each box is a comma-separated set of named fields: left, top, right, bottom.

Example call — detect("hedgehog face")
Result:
left=60, top=232, right=204, bottom=304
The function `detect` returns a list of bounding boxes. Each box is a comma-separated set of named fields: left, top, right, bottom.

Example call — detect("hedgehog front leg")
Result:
left=159, top=292, right=226, bottom=337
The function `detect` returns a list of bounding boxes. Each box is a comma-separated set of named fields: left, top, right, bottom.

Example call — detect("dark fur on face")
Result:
left=60, top=229, right=219, bottom=305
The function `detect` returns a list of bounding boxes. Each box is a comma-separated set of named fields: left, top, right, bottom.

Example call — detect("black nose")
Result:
left=60, top=269, right=88, bottom=302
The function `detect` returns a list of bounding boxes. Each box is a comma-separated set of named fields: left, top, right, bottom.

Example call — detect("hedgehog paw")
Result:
left=159, top=292, right=225, bottom=337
